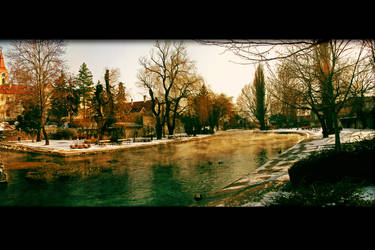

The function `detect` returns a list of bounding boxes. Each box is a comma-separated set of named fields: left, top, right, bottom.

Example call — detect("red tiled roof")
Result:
left=0, top=85, right=30, bottom=95
left=125, top=100, right=153, bottom=113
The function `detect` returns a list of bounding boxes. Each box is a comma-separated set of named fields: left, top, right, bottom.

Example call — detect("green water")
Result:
left=0, top=130, right=304, bottom=206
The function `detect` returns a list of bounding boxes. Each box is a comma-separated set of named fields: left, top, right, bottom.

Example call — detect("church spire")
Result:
left=0, top=48, right=7, bottom=72
left=0, top=48, right=9, bottom=85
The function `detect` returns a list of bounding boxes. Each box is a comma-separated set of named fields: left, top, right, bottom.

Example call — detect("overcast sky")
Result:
left=0, top=40, right=256, bottom=101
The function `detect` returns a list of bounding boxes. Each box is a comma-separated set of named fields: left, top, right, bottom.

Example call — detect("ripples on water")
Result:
left=0, top=130, right=305, bottom=206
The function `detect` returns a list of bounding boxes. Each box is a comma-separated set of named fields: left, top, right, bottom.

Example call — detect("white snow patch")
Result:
left=11, top=134, right=212, bottom=153
left=355, top=186, right=375, bottom=201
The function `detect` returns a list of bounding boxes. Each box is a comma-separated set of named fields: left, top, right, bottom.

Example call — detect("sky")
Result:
left=0, top=40, right=255, bottom=101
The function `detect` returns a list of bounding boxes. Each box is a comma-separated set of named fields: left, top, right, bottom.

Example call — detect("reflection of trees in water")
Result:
left=22, top=162, right=112, bottom=182
left=150, top=163, right=192, bottom=206
left=3, top=162, right=132, bottom=206
left=0, top=131, right=306, bottom=206
left=255, top=149, right=268, bottom=167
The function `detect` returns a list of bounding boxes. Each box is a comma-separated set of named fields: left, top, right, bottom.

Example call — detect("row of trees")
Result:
left=8, top=40, right=238, bottom=144
left=237, top=64, right=267, bottom=130
left=225, top=40, right=375, bottom=150
left=8, top=40, right=130, bottom=145
left=136, top=41, right=237, bottom=139
left=180, top=83, right=238, bottom=135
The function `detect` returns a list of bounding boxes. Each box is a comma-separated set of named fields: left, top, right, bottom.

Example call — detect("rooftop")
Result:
left=0, top=85, right=30, bottom=95
left=0, top=49, right=8, bottom=73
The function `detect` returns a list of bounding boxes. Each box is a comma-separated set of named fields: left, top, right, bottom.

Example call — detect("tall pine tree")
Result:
left=77, top=63, right=94, bottom=129
left=116, top=82, right=128, bottom=121
left=103, top=69, right=116, bottom=134
left=252, top=64, right=267, bottom=130
left=77, top=63, right=94, bottom=136
left=92, top=81, right=106, bottom=140
left=50, top=71, right=80, bottom=126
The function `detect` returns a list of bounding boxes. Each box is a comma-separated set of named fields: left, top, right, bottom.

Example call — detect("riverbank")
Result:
left=0, top=129, right=306, bottom=206
left=0, top=129, right=304, bottom=157
left=0, top=134, right=214, bottom=157
left=198, top=128, right=375, bottom=207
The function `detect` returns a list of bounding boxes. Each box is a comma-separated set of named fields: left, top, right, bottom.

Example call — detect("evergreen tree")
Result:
left=16, top=103, right=41, bottom=142
left=50, top=72, right=80, bottom=126
left=103, top=69, right=116, bottom=132
left=252, top=64, right=267, bottom=130
left=116, top=82, right=128, bottom=121
left=77, top=63, right=94, bottom=128
left=92, top=81, right=106, bottom=140
left=104, top=69, right=115, bottom=117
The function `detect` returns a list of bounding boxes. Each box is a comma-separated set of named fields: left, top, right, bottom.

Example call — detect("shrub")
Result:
left=269, top=113, right=287, bottom=128
left=288, top=138, right=375, bottom=187
left=266, top=179, right=375, bottom=207
left=50, top=128, right=75, bottom=140
left=110, top=128, right=125, bottom=143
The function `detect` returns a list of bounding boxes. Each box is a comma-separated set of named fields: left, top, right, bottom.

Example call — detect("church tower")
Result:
left=0, top=48, right=9, bottom=85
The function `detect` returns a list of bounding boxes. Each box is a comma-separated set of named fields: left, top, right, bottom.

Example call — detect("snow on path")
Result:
left=202, top=128, right=375, bottom=207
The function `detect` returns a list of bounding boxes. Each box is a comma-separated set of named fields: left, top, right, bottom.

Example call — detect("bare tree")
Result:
left=103, top=67, right=121, bottom=90
left=363, top=40, right=375, bottom=68
left=237, top=82, right=255, bottom=122
left=197, top=39, right=327, bottom=64
left=137, top=41, right=201, bottom=137
left=268, top=40, right=369, bottom=149
left=137, top=58, right=165, bottom=139
left=8, top=40, right=65, bottom=145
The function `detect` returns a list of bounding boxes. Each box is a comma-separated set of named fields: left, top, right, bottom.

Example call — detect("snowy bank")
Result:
left=202, top=128, right=375, bottom=207
left=0, top=134, right=212, bottom=157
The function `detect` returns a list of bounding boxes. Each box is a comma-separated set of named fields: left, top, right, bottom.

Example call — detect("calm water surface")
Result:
left=0, top=130, right=304, bottom=206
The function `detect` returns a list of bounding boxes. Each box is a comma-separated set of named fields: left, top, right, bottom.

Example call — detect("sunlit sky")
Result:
left=0, top=40, right=256, bottom=101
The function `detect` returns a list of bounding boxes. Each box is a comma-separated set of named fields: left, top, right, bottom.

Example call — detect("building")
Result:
left=0, top=49, right=28, bottom=122
left=0, top=49, right=9, bottom=85
left=117, top=96, right=155, bottom=138
left=338, top=96, right=375, bottom=129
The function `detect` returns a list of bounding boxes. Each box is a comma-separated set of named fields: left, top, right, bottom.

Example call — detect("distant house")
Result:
left=293, top=96, right=375, bottom=129
left=338, top=96, right=375, bottom=129
left=115, top=96, right=155, bottom=138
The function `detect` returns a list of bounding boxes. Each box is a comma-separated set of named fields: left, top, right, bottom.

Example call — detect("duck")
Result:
left=194, top=194, right=203, bottom=201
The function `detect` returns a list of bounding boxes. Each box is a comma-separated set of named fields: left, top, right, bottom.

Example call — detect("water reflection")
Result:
left=0, top=130, right=305, bottom=206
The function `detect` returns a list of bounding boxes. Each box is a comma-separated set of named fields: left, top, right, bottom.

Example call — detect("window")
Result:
left=1, top=73, right=6, bottom=84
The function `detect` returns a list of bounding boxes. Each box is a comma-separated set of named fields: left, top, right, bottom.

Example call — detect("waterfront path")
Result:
left=200, top=129, right=375, bottom=207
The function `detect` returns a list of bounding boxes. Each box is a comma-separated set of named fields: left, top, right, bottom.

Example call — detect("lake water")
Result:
left=0, top=130, right=305, bottom=206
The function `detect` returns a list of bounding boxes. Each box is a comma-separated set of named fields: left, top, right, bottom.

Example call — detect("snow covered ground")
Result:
left=271, top=127, right=375, bottom=145
left=5, top=128, right=375, bottom=205
left=8, top=128, right=375, bottom=156
left=0, top=122, right=15, bottom=131
left=9, top=134, right=212, bottom=155
left=243, top=128, right=375, bottom=206
left=201, top=128, right=375, bottom=207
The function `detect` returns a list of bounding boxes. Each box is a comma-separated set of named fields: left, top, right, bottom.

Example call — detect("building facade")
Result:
left=0, top=49, right=27, bottom=122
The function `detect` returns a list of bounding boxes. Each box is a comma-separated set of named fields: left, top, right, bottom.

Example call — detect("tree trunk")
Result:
left=311, top=109, right=329, bottom=138
left=69, top=112, right=73, bottom=126
left=320, top=119, right=329, bottom=138
left=260, top=118, right=266, bottom=130
left=333, top=112, right=341, bottom=151
left=42, top=125, right=49, bottom=145
left=155, top=118, right=163, bottom=140
left=166, top=115, right=174, bottom=135
left=323, top=108, right=335, bottom=135
left=36, top=129, right=41, bottom=142
left=167, top=124, right=174, bottom=136
left=167, top=112, right=179, bottom=136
